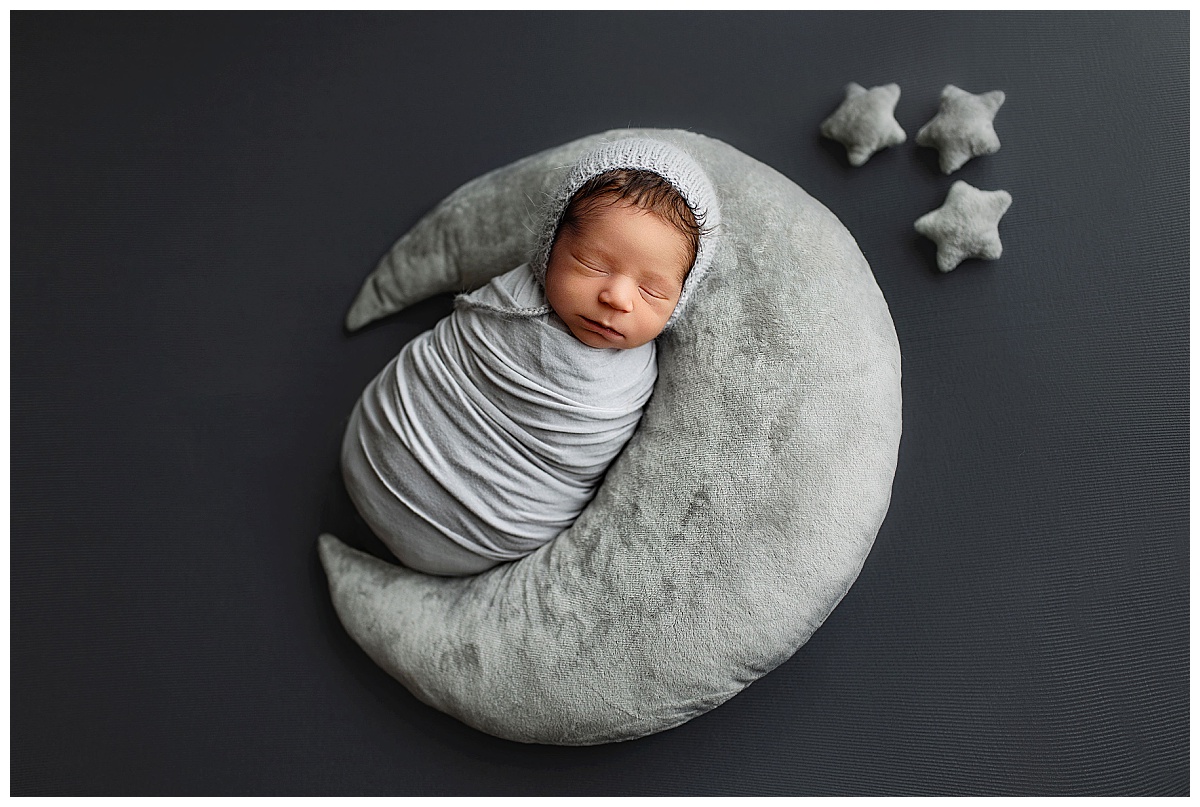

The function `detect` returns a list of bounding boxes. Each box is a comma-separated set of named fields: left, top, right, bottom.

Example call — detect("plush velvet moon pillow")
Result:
left=318, top=128, right=902, bottom=745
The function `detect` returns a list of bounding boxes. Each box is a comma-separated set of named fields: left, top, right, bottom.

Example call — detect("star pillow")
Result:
left=916, top=85, right=1006, bottom=174
left=820, top=82, right=907, bottom=167
left=915, top=180, right=1012, bottom=272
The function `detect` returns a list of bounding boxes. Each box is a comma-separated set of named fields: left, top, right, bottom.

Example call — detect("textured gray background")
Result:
left=11, top=11, right=1187, bottom=795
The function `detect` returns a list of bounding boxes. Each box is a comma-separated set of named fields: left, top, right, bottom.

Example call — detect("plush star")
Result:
left=820, top=82, right=907, bottom=167
left=916, top=84, right=1006, bottom=174
left=914, top=180, right=1012, bottom=273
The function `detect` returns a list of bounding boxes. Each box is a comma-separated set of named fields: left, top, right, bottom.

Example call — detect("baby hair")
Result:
left=555, top=169, right=709, bottom=279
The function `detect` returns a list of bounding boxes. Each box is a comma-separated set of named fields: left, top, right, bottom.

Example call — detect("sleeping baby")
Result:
left=341, top=138, right=721, bottom=575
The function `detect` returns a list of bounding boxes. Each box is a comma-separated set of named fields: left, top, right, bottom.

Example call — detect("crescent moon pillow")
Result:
left=319, top=128, right=903, bottom=745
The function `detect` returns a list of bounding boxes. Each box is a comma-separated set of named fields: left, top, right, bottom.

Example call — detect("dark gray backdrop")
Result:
left=11, top=11, right=1188, bottom=796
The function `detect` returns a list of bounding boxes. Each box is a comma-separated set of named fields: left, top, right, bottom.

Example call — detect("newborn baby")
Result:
left=342, top=138, right=721, bottom=575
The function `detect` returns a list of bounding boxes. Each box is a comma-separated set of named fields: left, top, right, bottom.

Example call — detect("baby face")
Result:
left=544, top=201, right=692, bottom=350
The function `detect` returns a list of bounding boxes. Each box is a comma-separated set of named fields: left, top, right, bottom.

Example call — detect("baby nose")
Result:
left=599, top=280, right=635, bottom=312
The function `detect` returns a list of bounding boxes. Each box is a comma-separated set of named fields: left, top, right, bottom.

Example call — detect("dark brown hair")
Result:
left=554, top=169, right=707, bottom=279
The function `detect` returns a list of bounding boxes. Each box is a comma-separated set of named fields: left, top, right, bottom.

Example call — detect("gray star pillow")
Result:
left=915, top=180, right=1013, bottom=272
left=820, top=82, right=907, bottom=167
left=319, top=128, right=902, bottom=745
left=916, top=84, right=1006, bottom=174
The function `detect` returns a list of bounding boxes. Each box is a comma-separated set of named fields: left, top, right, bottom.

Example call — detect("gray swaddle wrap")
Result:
left=347, top=137, right=723, bottom=566
left=352, top=262, right=657, bottom=560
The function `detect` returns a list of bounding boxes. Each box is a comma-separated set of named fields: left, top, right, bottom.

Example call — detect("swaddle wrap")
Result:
left=348, top=136, right=722, bottom=564
left=352, top=262, right=657, bottom=560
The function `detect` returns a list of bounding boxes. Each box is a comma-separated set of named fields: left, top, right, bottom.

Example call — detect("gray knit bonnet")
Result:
left=529, top=137, right=722, bottom=331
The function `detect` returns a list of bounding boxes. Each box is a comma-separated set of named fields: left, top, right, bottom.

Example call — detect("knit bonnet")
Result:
left=529, top=137, right=721, bottom=331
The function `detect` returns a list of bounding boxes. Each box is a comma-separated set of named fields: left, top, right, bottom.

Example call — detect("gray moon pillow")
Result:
left=318, top=128, right=903, bottom=745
